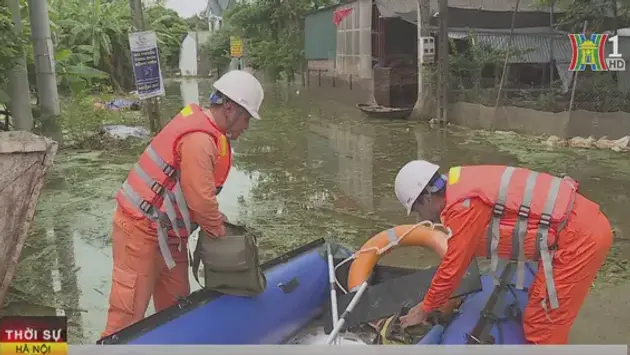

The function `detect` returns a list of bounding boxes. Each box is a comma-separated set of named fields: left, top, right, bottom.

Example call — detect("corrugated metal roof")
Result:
left=448, top=27, right=571, bottom=64
left=439, top=0, right=552, bottom=12
left=375, top=0, right=416, bottom=16
left=375, top=0, right=554, bottom=15
left=303, top=0, right=355, bottom=17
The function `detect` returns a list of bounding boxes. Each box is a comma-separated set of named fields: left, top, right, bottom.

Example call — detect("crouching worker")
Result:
left=102, top=70, right=265, bottom=337
left=394, top=161, right=613, bottom=344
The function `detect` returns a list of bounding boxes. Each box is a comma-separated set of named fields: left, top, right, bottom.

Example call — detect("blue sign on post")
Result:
left=128, top=31, right=164, bottom=100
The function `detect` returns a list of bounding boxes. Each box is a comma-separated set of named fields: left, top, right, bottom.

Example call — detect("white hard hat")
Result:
left=394, top=160, right=440, bottom=216
left=213, top=70, right=264, bottom=120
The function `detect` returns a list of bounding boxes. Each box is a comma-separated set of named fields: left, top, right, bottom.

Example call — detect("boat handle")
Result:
left=277, top=277, right=300, bottom=294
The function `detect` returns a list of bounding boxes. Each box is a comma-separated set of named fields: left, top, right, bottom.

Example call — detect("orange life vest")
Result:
left=115, top=103, right=232, bottom=269
left=443, top=165, right=578, bottom=310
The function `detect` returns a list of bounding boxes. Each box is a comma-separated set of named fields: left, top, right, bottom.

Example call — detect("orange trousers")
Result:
left=522, top=204, right=613, bottom=344
left=101, top=209, right=190, bottom=338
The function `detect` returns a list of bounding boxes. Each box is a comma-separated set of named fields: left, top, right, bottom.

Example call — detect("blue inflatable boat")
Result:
left=421, top=261, right=536, bottom=344
left=97, top=238, right=535, bottom=345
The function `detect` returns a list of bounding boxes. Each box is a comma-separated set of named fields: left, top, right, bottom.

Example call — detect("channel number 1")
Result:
left=606, top=35, right=626, bottom=71
left=609, top=35, right=622, bottom=58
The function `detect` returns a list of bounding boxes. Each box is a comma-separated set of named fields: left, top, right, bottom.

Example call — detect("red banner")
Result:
left=333, top=8, right=353, bottom=26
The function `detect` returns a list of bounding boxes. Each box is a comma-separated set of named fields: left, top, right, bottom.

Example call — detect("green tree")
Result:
left=146, top=5, right=191, bottom=71
left=49, top=0, right=129, bottom=91
left=535, top=0, right=630, bottom=31
left=48, top=0, right=191, bottom=91
left=185, top=13, right=209, bottom=31
left=206, top=0, right=340, bottom=80
left=2, top=0, right=200, bottom=100
left=0, top=1, right=27, bottom=103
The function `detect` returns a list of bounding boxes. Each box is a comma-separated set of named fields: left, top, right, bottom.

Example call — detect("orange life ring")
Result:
left=347, top=224, right=449, bottom=291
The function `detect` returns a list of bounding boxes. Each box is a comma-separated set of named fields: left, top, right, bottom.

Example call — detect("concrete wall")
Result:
left=448, top=102, right=630, bottom=139
left=179, top=32, right=211, bottom=76
left=302, top=70, right=630, bottom=139
left=179, top=35, right=197, bottom=76
left=335, top=0, right=372, bottom=79
left=305, top=65, right=373, bottom=104
left=308, top=59, right=335, bottom=72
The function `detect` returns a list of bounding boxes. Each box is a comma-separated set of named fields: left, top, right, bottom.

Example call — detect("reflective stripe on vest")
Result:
left=484, top=167, right=574, bottom=310
left=119, top=144, right=195, bottom=269
left=120, top=143, right=223, bottom=270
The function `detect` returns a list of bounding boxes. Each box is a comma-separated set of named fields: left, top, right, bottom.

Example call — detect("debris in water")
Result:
left=600, top=136, right=630, bottom=152
left=102, top=125, right=150, bottom=140
left=543, top=135, right=567, bottom=148
left=544, top=135, right=630, bottom=152
left=93, top=99, right=140, bottom=111
left=569, top=136, right=596, bottom=149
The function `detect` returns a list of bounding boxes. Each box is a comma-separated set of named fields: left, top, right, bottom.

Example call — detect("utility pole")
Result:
left=6, top=0, right=33, bottom=131
left=549, top=0, right=555, bottom=91
left=129, top=0, right=161, bottom=133
left=411, top=0, right=432, bottom=120
left=195, top=21, right=200, bottom=75
left=436, top=0, right=449, bottom=124
left=28, top=0, right=61, bottom=135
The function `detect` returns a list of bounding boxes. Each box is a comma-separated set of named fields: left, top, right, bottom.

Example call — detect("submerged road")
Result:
left=5, top=79, right=629, bottom=344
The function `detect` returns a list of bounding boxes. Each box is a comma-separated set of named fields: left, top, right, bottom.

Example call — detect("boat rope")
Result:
left=333, top=221, right=452, bottom=294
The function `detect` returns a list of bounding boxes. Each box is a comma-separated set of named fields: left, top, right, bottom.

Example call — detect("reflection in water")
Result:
left=180, top=79, right=200, bottom=106
left=308, top=122, right=375, bottom=212
left=5, top=150, right=136, bottom=343
left=3, top=223, right=84, bottom=342
left=39, top=116, right=64, bottom=145
left=51, top=227, right=85, bottom=341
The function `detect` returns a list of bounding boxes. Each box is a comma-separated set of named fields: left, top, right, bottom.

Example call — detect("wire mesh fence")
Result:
left=443, top=30, right=630, bottom=114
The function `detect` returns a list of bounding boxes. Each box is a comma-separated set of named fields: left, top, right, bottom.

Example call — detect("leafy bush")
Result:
left=0, top=2, right=27, bottom=103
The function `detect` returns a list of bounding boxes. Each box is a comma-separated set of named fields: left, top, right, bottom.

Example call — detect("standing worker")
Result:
left=101, top=70, right=264, bottom=337
left=394, top=160, right=613, bottom=344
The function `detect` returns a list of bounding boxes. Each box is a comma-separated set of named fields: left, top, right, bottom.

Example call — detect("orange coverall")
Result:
left=420, top=194, right=612, bottom=344
left=102, top=132, right=225, bottom=337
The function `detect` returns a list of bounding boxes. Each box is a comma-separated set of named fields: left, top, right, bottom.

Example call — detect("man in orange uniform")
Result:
left=394, top=160, right=613, bottom=344
left=101, top=70, right=264, bottom=337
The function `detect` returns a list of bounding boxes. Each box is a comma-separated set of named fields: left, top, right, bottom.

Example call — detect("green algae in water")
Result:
left=4, top=149, right=138, bottom=343
left=459, top=130, right=630, bottom=177
left=6, top=81, right=630, bottom=343
left=456, top=130, right=572, bottom=172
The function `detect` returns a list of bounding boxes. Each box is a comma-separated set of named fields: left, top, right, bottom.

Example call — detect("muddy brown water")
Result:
left=3, top=79, right=629, bottom=344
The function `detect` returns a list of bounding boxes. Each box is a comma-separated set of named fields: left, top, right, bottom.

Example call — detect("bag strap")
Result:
left=466, top=262, right=517, bottom=344
left=191, top=239, right=203, bottom=288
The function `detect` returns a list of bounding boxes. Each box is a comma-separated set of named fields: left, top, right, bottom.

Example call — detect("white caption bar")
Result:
left=68, top=345, right=628, bottom=355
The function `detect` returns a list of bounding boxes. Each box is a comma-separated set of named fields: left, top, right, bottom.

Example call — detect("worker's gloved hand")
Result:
left=399, top=302, right=428, bottom=329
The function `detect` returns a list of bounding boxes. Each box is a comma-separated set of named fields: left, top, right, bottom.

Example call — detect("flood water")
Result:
left=4, top=79, right=629, bottom=344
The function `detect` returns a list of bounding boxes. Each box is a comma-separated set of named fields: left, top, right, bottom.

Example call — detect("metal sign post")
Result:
left=230, top=36, right=245, bottom=69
